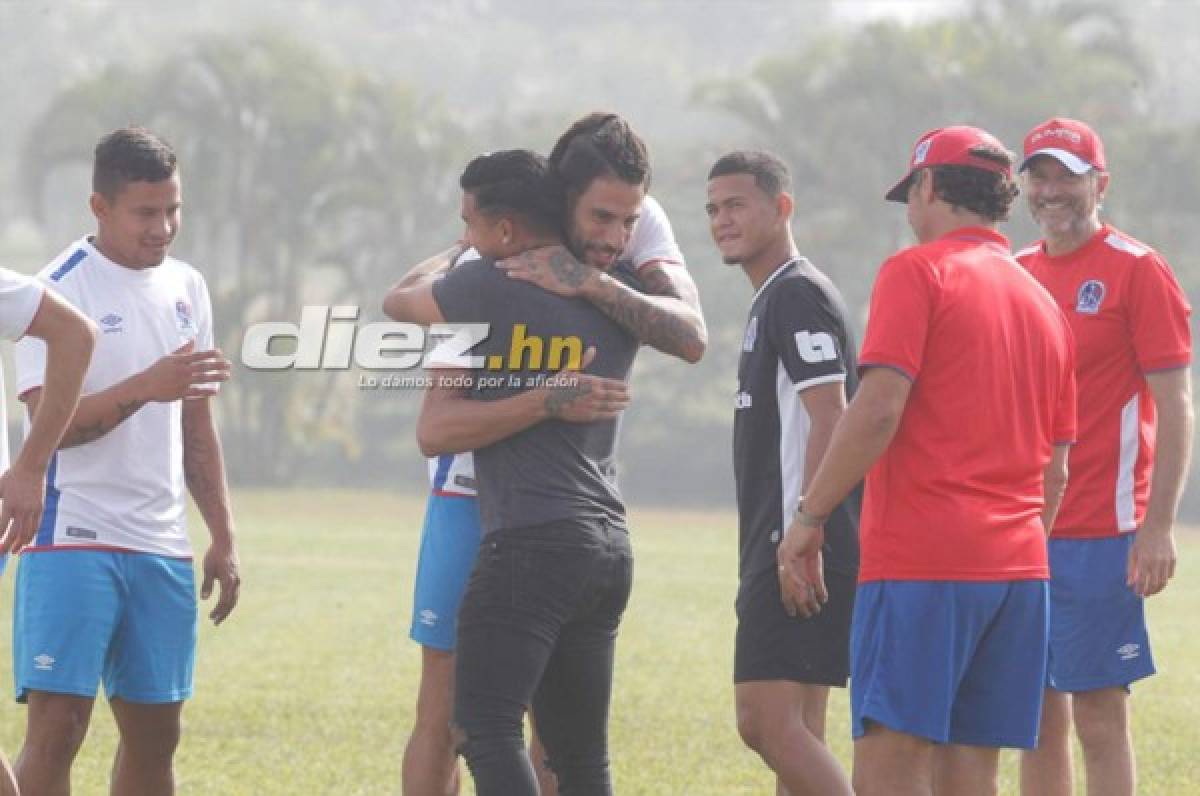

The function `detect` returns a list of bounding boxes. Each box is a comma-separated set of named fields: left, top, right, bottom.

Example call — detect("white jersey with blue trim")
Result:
left=14, top=237, right=215, bottom=558
left=421, top=195, right=684, bottom=497
left=427, top=454, right=477, bottom=497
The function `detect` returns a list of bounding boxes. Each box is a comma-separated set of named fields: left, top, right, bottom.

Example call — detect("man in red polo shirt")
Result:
left=778, top=126, right=1077, bottom=796
left=1015, top=118, right=1193, bottom=796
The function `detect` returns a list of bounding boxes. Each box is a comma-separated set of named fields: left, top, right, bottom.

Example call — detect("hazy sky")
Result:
left=831, top=0, right=967, bottom=24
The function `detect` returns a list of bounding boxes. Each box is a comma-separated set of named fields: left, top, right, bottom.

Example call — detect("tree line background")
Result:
left=3, top=0, right=1199, bottom=516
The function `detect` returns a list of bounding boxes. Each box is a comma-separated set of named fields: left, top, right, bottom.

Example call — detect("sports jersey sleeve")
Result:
left=193, top=272, right=215, bottom=351
left=14, top=274, right=68, bottom=396
left=431, top=258, right=486, bottom=324
left=1127, top=252, right=1191, bottom=372
left=858, top=252, right=935, bottom=380
left=766, top=280, right=848, bottom=391
left=0, top=268, right=43, bottom=341
left=626, top=196, right=684, bottom=269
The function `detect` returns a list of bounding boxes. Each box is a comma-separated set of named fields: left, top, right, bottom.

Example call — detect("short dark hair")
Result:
left=547, top=112, right=650, bottom=198
left=924, top=145, right=1019, bottom=221
left=707, top=150, right=792, bottom=197
left=459, top=149, right=563, bottom=237
left=93, top=127, right=177, bottom=198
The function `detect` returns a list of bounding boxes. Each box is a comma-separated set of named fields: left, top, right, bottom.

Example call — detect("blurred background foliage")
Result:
left=3, top=0, right=1198, bottom=515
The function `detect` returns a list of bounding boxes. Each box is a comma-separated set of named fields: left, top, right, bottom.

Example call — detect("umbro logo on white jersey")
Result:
left=1117, top=643, right=1140, bottom=661
left=175, top=299, right=195, bottom=332
left=33, top=653, right=55, bottom=671
left=99, top=313, right=124, bottom=334
left=795, top=331, right=837, bottom=364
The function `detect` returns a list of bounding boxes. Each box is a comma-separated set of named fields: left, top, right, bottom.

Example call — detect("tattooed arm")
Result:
left=416, top=364, right=631, bottom=456
left=183, top=397, right=241, bottom=624
left=21, top=343, right=231, bottom=449
left=497, top=246, right=707, bottom=363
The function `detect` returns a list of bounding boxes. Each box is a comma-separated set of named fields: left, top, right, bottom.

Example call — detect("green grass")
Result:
left=1, top=490, right=1197, bottom=794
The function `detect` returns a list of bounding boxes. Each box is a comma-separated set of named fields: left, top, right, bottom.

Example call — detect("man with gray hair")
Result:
left=1016, top=118, right=1193, bottom=796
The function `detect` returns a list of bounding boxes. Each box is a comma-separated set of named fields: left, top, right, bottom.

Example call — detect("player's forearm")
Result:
left=417, top=381, right=546, bottom=456
left=1141, top=389, right=1194, bottom=534
left=183, top=400, right=235, bottom=543
left=382, top=244, right=460, bottom=322
left=801, top=412, right=840, bottom=495
left=28, top=373, right=149, bottom=450
left=14, top=319, right=95, bottom=469
left=579, top=271, right=706, bottom=363
left=395, top=244, right=461, bottom=289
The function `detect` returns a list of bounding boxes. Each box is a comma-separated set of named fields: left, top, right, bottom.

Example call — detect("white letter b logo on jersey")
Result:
left=795, top=331, right=837, bottom=364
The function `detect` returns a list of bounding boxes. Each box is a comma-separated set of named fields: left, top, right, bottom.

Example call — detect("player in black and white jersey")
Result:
left=706, top=150, right=859, bottom=796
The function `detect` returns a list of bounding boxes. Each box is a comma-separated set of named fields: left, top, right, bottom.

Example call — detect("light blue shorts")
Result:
left=409, top=494, right=483, bottom=652
left=1047, top=534, right=1154, bottom=692
left=851, top=579, right=1049, bottom=749
left=14, top=550, right=197, bottom=703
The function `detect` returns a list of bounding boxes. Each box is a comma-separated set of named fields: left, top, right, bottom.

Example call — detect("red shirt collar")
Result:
left=938, top=226, right=1010, bottom=249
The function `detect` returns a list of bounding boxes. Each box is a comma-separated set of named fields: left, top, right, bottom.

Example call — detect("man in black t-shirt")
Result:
left=395, top=120, right=702, bottom=795
left=706, top=151, right=860, bottom=796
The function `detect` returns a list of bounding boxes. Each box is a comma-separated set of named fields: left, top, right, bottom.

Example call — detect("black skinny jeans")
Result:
left=453, top=518, right=634, bottom=796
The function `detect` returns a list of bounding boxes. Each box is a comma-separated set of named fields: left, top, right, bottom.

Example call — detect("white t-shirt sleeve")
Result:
left=625, top=196, right=684, bottom=270
left=13, top=333, right=47, bottom=397
left=0, top=268, right=44, bottom=341
left=14, top=275, right=64, bottom=397
left=192, top=271, right=215, bottom=351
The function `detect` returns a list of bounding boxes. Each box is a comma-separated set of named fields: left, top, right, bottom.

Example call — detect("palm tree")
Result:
left=23, top=32, right=470, bottom=484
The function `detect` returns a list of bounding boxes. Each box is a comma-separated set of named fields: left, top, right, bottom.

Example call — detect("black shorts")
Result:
left=734, top=566, right=855, bottom=686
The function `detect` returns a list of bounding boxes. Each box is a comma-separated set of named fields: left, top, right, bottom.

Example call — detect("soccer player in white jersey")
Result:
left=0, top=269, right=95, bottom=796
left=385, top=112, right=705, bottom=795
left=12, top=127, right=239, bottom=796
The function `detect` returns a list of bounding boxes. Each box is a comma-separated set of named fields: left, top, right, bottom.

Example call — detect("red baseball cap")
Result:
left=1019, top=117, right=1106, bottom=174
left=886, top=126, right=1014, bottom=202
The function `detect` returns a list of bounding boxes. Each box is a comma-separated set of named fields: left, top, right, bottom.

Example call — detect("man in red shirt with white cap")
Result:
left=1016, top=118, right=1193, bottom=796
left=778, top=125, right=1077, bottom=795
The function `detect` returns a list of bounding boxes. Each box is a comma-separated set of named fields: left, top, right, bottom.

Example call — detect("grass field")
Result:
left=1, top=489, right=1197, bottom=794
